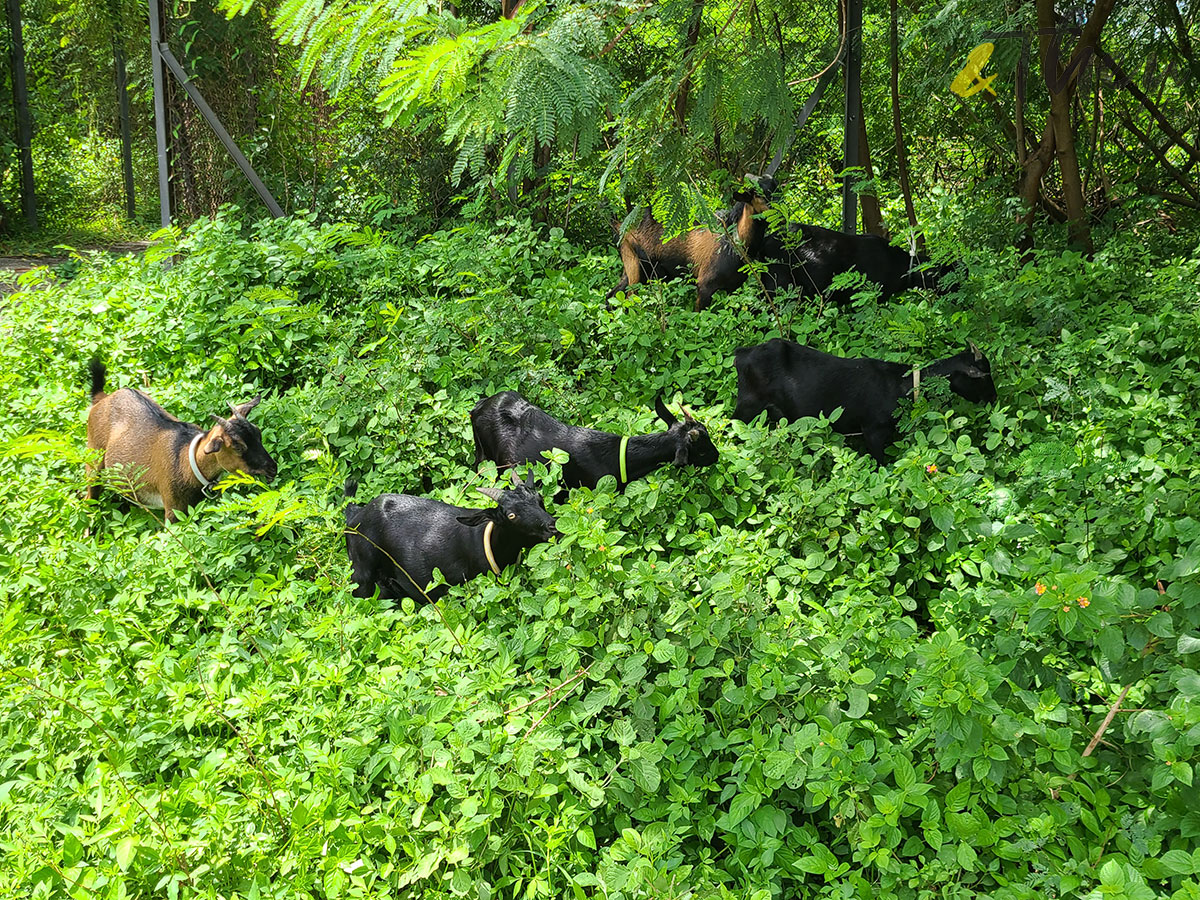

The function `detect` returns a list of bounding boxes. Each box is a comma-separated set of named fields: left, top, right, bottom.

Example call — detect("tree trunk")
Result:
left=1015, top=0, right=1116, bottom=251
left=521, top=140, right=552, bottom=223
left=888, top=0, right=921, bottom=248
left=674, top=0, right=705, bottom=130
left=857, top=106, right=886, bottom=236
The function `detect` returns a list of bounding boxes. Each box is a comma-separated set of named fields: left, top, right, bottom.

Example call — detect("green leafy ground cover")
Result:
left=1, top=212, right=1199, bottom=899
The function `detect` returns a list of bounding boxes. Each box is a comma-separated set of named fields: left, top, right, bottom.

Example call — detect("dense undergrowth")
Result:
left=1, top=211, right=1199, bottom=900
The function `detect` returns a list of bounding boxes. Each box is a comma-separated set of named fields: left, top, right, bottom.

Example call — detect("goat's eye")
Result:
left=508, top=512, right=517, bottom=520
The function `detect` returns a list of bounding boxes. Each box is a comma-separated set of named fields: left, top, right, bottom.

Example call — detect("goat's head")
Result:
left=206, top=395, right=278, bottom=482
left=732, top=173, right=777, bottom=213
left=655, top=396, right=720, bottom=468
left=460, top=470, right=559, bottom=541
left=946, top=342, right=998, bottom=404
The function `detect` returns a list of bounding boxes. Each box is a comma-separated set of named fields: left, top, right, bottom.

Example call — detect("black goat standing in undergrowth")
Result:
left=758, top=222, right=957, bottom=306
left=344, top=472, right=558, bottom=603
left=470, top=391, right=719, bottom=493
left=733, top=338, right=997, bottom=464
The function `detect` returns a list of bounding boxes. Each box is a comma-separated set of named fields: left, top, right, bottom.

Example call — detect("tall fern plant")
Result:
left=219, top=0, right=814, bottom=230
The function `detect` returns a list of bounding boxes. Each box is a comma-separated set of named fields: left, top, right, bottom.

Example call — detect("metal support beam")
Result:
left=148, top=0, right=172, bottom=226
left=157, top=43, right=284, bottom=219
left=765, top=62, right=841, bottom=178
left=841, top=0, right=863, bottom=234
left=6, top=0, right=36, bottom=228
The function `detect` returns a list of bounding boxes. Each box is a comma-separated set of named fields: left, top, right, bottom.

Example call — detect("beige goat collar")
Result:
left=188, top=434, right=212, bottom=490
left=912, top=368, right=922, bottom=402
left=483, top=520, right=501, bottom=575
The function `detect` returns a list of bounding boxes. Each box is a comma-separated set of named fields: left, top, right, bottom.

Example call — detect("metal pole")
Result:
left=6, top=0, right=36, bottom=228
left=158, top=43, right=284, bottom=218
left=148, top=0, right=171, bottom=226
left=841, top=0, right=863, bottom=234
left=114, top=36, right=135, bottom=218
left=765, top=63, right=840, bottom=178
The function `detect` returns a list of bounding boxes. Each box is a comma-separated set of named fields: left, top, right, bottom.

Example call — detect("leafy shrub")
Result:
left=1, top=213, right=1198, bottom=899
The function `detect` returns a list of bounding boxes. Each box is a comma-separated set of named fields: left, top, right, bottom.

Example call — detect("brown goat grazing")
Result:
left=607, top=175, right=775, bottom=311
left=85, top=359, right=278, bottom=523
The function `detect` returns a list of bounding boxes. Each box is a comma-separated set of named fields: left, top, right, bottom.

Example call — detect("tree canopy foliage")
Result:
left=4, top=0, right=1196, bottom=243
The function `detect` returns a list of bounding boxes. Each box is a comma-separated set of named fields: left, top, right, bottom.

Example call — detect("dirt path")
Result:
left=0, top=241, right=151, bottom=292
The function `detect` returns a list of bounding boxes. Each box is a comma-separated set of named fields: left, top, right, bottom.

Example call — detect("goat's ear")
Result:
left=231, top=396, right=261, bottom=418
left=655, top=395, right=678, bottom=426
left=456, top=511, right=493, bottom=527
left=207, top=415, right=231, bottom=453
left=477, top=486, right=505, bottom=502
left=525, top=468, right=535, bottom=489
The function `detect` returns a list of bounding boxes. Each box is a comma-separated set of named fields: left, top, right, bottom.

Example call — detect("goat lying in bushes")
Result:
left=758, top=224, right=957, bottom=305
left=733, top=339, right=997, bottom=463
left=343, top=472, right=559, bottom=603
left=470, top=391, right=719, bottom=493
left=85, top=359, right=277, bottom=522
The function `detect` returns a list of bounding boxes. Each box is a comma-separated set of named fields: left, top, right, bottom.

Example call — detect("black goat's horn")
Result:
left=231, top=395, right=262, bottom=418
left=654, top=395, right=678, bottom=425
left=969, top=340, right=982, bottom=361
left=211, top=413, right=233, bottom=431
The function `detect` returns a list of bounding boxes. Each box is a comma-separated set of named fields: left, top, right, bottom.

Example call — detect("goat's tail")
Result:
left=88, top=358, right=107, bottom=402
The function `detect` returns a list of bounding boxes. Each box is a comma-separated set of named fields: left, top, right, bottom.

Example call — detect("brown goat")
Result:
left=85, top=360, right=278, bottom=523
left=607, top=176, right=774, bottom=311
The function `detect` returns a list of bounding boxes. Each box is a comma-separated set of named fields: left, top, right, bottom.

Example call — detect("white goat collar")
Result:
left=483, top=520, right=501, bottom=575
left=188, top=433, right=212, bottom=490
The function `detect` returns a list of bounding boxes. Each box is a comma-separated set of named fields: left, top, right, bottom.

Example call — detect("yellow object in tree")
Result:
left=951, top=43, right=998, bottom=98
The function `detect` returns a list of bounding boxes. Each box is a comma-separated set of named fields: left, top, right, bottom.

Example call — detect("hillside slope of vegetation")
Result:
left=1, top=211, right=1199, bottom=899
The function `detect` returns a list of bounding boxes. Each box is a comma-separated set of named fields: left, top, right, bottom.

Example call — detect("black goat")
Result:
left=607, top=175, right=774, bottom=311
left=759, top=223, right=956, bottom=305
left=470, top=391, right=719, bottom=492
left=344, top=472, right=558, bottom=603
left=733, top=338, right=997, bottom=464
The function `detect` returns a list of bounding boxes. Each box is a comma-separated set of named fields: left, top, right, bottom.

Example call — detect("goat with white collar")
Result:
left=85, top=359, right=278, bottom=523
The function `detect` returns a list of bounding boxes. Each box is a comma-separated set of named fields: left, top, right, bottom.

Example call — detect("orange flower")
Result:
left=1077, top=597, right=1090, bottom=608
left=1062, top=606, right=1070, bottom=612
left=1035, top=582, right=1047, bottom=595
left=926, top=464, right=938, bottom=474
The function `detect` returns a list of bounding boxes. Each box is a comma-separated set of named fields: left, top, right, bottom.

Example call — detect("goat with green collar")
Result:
left=470, top=391, right=719, bottom=496
left=84, top=359, right=278, bottom=523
